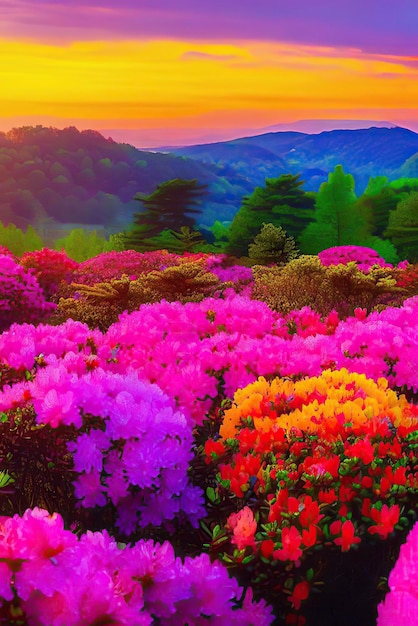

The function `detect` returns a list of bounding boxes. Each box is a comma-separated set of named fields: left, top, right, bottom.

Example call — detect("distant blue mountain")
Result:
left=164, top=126, right=418, bottom=192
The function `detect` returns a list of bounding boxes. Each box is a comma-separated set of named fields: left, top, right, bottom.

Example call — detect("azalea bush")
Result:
left=377, top=520, right=418, bottom=625
left=198, top=368, right=418, bottom=623
left=0, top=507, right=273, bottom=625
left=0, top=254, right=56, bottom=331
left=20, top=248, right=79, bottom=300
left=0, top=359, right=204, bottom=536
left=318, top=245, right=396, bottom=272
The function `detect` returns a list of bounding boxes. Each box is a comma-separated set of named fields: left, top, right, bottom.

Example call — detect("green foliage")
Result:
left=252, top=255, right=400, bottom=318
left=356, top=176, right=403, bottom=237
left=248, top=223, right=299, bottom=266
left=0, top=222, right=43, bottom=256
left=124, top=178, right=208, bottom=251
left=150, top=226, right=206, bottom=254
left=53, top=259, right=225, bottom=330
left=226, top=174, right=315, bottom=257
left=385, top=192, right=418, bottom=261
left=54, top=228, right=120, bottom=262
left=299, top=165, right=371, bottom=254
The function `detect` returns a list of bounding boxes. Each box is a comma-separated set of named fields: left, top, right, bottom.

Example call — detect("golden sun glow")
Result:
left=1, top=38, right=417, bottom=132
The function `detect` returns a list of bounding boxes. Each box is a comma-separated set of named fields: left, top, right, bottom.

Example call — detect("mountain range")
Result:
left=162, top=126, right=418, bottom=192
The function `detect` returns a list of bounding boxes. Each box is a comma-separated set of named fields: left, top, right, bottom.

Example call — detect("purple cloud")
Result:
left=0, top=0, right=417, bottom=57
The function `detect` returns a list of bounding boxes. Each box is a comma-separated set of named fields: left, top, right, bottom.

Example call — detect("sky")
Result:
left=1, top=0, right=418, bottom=146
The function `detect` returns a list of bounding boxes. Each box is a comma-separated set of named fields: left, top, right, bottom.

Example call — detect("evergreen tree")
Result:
left=226, top=174, right=315, bottom=257
left=248, top=223, right=299, bottom=266
left=299, top=165, right=371, bottom=254
left=150, top=226, right=206, bottom=254
left=385, top=192, right=418, bottom=261
left=123, top=178, right=208, bottom=251
left=356, top=176, right=402, bottom=237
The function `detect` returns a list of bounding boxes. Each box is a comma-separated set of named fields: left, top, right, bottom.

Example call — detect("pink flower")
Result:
left=227, top=506, right=257, bottom=551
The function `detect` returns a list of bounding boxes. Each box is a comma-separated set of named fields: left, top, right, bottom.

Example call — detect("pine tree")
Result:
left=299, top=165, right=370, bottom=254
left=385, top=192, right=418, bottom=262
left=226, top=174, right=315, bottom=257
left=248, top=223, right=299, bottom=266
left=123, top=178, right=208, bottom=251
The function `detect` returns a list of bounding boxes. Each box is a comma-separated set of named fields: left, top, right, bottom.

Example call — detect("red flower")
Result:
left=260, top=539, right=275, bottom=559
left=274, top=526, right=303, bottom=562
left=301, top=525, right=317, bottom=548
left=288, top=580, right=310, bottom=610
left=368, top=504, right=400, bottom=539
left=318, top=488, right=337, bottom=504
left=204, top=439, right=225, bottom=462
left=299, top=496, right=323, bottom=528
left=345, top=438, right=375, bottom=465
left=333, top=520, right=361, bottom=552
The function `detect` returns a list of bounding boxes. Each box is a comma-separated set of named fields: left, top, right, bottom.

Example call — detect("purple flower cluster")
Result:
left=318, top=245, right=405, bottom=272
left=2, top=295, right=418, bottom=428
left=0, top=254, right=56, bottom=331
left=377, top=521, right=418, bottom=625
left=0, top=363, right=204, bottom=533
left=0, top=508, right=273, bottom=625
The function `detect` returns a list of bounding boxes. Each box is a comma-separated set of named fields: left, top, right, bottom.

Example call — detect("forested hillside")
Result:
left=167, top=126, right=418, bottom=191
left=0, top=126, right=250, bottom=232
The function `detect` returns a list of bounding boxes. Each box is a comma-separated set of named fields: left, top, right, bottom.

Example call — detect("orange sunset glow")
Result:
left=2, top=37, right=418, bottom=147
left=1, top=0, right=418, bottom=146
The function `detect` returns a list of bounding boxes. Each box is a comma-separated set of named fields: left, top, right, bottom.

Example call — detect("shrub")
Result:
left=0, top=254, right=55, bottom=331
left=252, top=255, right=401, bottom=317
left=20, top=248, right=78, bottom=300
left=199, top=369, right=418, bottom=623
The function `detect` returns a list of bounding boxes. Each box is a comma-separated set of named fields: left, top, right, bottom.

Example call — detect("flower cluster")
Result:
left=318, top=246, right=394, bottom=272
left=0, top=361, right=204, bottom=534
left=20, top=248, right=79, bottom=299
left=0, top=507, right=273, bottom=625
left=377, top=521, right=418, bottom=625
left=0, top=254, right=56, bottom=331
left=73, top=249, right=182, bottom=284
left=202, top=368, right=418, bottom=616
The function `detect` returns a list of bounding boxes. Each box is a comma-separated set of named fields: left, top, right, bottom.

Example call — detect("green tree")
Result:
left=123, top=178, right=208, bottom=251
left=248, top=223, right=299, bottom=266
left=356, top=176, right=402, bottom=237
left=0, top=222, right=43, bottom=256
left=385, top=192, right=418, bottom=261
left=150, top=226, right=206, bottom=254
left=54, top=228, right=118, bottom=262
left=226, top=174, right=315, bottom=257
left=299, top=165, right=370, bottom=254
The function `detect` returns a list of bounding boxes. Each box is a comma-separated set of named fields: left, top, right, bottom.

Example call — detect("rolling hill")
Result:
left=164, top=126, right=418, bottom=192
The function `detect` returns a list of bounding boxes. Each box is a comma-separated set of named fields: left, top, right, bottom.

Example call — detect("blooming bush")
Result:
left=318, top=246, right=393, bottom=272
left=72, top=249, right=182, bottom=285
left=20, top=248, right=79, bottom=300
left=377, top=520, right=418, bottom=625
left=0, top=361, right=204, bottom=535
left=199, top=368, right=418, bottom=621
left=0, top=254, right=55, bottom=331
left=0, top=508, right=273, bottom=625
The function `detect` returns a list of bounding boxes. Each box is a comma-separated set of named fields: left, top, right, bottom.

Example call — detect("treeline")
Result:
left=0, top=126, right=247, bottom=231
left=124, top=170, right=418, bottom=263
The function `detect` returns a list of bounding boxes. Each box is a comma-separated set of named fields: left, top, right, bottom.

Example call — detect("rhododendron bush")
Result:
left=377, top=520, right=418, bottom=625
left=0, top=247, right=417, bottom=624
left=0, top=508, right=272, bottom=625
left=199, top=369, right=418, bottom=622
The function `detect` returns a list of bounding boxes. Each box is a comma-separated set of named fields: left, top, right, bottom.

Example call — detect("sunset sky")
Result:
left=1, top=0, right=418, bottom=146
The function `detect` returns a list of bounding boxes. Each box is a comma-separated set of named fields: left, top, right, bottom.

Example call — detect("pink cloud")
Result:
left=0, top=0, right=417, bottom=57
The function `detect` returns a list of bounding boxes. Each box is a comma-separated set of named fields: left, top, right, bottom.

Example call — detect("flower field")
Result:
left=0, top=245, right=417, bottom=625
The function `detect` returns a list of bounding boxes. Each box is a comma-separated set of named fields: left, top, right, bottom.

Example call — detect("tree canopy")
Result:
left=226, top=174, right=315, bottom=257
